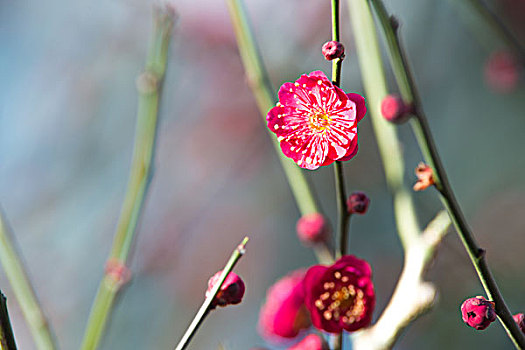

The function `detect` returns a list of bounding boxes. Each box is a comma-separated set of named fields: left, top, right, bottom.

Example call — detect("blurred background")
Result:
left=1, top=0, right=525, bottom=349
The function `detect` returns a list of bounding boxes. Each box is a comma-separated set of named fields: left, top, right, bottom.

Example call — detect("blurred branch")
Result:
left=353, top=212, right=451, bottom=350
left=0, top=210, right=56, bottom=350
left=79, top=5, right=176, bottom=350
left=346, top=0, right=420, bottom=252
left=225, top=0, right=333, bottom=264
left=369, top=1, right=525, bottom=347
left=453, top=0, right=525, bottom=60
left=174, top=237, right=249, bottom=350
left=0, top=292, right=17, bottom=350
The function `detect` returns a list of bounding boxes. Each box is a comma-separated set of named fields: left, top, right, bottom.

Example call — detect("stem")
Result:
left=79, top=7, right=175, bottom=350
left=346, top=0, right=420, bottom=251
left=0, top=292, right=17, bottom=350
left=329, top=0, right=349, bottom=262
left=334, top=162, right=349, bottom=259
left=174, top=237, right=249, bottom=350
left=225, top=0, right=333, bottom=264
left=463, top=0, right=525, bottom=61
left=330, top=2, right=346, bottom=349
left=369, top=0, right=525, bottom=347
left=0, top=211, right=56, bottom=350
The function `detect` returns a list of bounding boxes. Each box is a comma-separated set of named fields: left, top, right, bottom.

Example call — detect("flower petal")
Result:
left=346, top=93, right=366, bottom=123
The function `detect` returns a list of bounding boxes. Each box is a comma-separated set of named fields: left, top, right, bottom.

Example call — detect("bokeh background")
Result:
left=1, top=0, right=525, bottom=349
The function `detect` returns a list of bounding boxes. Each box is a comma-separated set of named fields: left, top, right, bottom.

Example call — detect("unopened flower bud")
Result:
left=288, top=334, right=329, bottom=350
left=380, top=94, right=412, bottom=123
left=484, top=50, right=520, bottom=94
left=322, top=41, right=345, bottom=61
left=413, top=162, right=435, bottom=191
left=206, top=270, right=245, bottom=308
left=105, top=258, right=132, bottom=289
left=389, top=15, right=400, bottom=32
left=514, top=313, right=525, bottom=333
left=461, top=296, right=497, bottom=330
left=347, top=191, right=370, bottom=215
left=296, top=213, right=329, bottom=244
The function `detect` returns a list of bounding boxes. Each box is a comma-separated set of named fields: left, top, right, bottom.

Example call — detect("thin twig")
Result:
left=329, top=0, right=350, bottom=264
left=0, top=292, right=17, bottom=350
left=0, top=210, right=56, bottom=350
left=79, top=6, right=176, bottom=350
left=368, top=1, right=525, bottom=347
left=330, top=2, right=349, bottom=349
left=174, top=237, right=249, bottom=350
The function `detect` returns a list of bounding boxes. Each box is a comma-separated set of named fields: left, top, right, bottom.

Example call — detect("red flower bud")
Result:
left=380, top=94, right=412, bottom=123
left=296, top=213, right=330, bottom=244
left=322, top=41, right=345, bottom=61
left=484, top=50, right=520, bottom=94
left=514, top=313, right=525, bottom=334
left=206, top=270, right=245, bottom=308
left=105, top=259, right=132, bottom=288
left=461, top=296, right=497, bottom=330
left=288, top=334, right=329, bottom=350
left=347, top=191, right=370, bottom=215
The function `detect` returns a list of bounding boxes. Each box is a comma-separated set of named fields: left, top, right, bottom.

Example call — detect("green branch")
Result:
left=79, top=6, right=176, bottom=350
left=368, top=0, right=525, bottom=347
left=174, top=237, right=249, bottom=350
left=0, top=211, right=56, bottom=350
left=225, top=0, right=333, bottom=264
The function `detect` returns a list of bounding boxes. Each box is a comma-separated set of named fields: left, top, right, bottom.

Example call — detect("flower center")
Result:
left=314, top=271, right=366, bottom=325
left=309, top=113, right=331, bottom=132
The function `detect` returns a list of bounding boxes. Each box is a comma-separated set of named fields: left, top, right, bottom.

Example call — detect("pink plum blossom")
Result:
left=258, top=270, right=311, bottom=342
left=267, top=71, right=366, bottom=170
left=303, top=255, right=375, bottom=333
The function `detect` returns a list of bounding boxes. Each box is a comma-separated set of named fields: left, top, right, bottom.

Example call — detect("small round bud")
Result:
left=289, top=334, right=329, bottom=350
left=484, top=50, right=520, bottom=94
left=389, top=15, right=400, bottom=32
left=206, top=270, right=245, bottom=308
left=322, top=41, right=345, bottom=61
left=413, top=162, right=435, bottom=191
left=380, top=94, right=412, bottom=123
left=461, top=296, right=497, bottom=330
left=105, top=258, right=132, bottom=289
left=296, top=213, right=329, bottom=244
left=514, top=313, right=525, bottom=333
left=347, top=191, right=370, bottom=215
